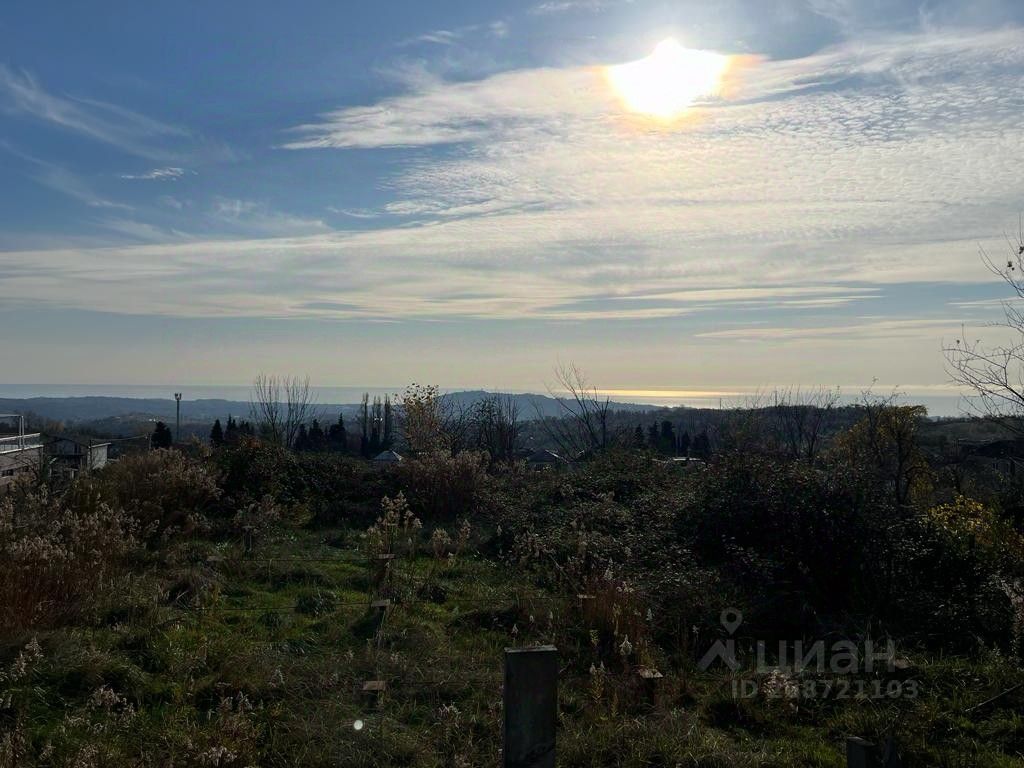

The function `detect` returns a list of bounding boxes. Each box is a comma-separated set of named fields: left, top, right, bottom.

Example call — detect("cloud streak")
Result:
left=0, top=66, right=231, bottom=163
left=119, top=167, right=192, bottom=181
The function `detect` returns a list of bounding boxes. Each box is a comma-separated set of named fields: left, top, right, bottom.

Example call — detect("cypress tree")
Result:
left=308, top=419, right=327, bottom=451
left=294, top=423, right=310, bottom=451
left=210, top=419, right=224, bottom=446
left=328, top=413, right=348, bottom=453
left=151, top=421, right=173, bottom=449
left=659, top=420, right=676, bottom=454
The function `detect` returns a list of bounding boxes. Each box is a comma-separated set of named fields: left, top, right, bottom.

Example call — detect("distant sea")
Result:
left=0, top=384, right=971, bottom=417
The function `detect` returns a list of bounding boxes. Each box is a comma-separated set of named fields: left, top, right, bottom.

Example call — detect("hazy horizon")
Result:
left=0, top=382, right=973, bottom=417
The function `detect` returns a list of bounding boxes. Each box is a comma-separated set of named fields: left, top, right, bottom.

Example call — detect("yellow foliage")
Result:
left=928, top=496, right=1024, bottom=561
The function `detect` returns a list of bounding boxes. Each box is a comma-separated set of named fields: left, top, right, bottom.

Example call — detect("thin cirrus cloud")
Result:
left=118, top=167, right=193, bottom=181
left=0, top=65, right=232, bottom=163
left=0, top=143, right=133, bottom=211
left=3, top=26, right=1024, bottom=328
left=277, top=27, right=1024, bottom=300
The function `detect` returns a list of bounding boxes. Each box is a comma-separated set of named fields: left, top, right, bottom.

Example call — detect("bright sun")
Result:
left=607, top=39, right=728, bottom=120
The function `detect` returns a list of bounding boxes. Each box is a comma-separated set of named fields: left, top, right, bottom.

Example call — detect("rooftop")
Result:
left=0, top=433, right=43, bottom=454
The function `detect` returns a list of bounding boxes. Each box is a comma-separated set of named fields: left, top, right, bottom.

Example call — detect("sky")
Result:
left=2, top=0, right=1024, bottom=409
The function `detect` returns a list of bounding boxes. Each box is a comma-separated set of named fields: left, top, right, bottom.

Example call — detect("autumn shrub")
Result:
left=0, top=489, right=138, bottom=633
left=76, top=449, right=220, bottom=543
left=397, top=450, right=491, bottom=520
left=212, top=436, right=298, bottom=506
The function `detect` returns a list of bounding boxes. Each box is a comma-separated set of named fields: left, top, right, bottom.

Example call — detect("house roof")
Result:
left=372, top=449, right=403, bottom=463
left=49, top=434, right=112, bottom=448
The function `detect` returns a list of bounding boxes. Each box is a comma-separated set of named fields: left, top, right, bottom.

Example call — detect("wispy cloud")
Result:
left=1, top=143, right=132, bottom=210
left=695, top=317, right=963, bottom=342
left=5, top=27, right=1024, bottom=331
left=118, top=166, right=193, bottom=181
left=530, top=0, right=626, bottom=15
left=210, top=197, right=331, bottom=237
left=277, top=26, right=1024, bottom=313
left=398, top=19, right=511, bottom=48
left=0, top=65, right=231, bottom=162
left=403, top=29, right=464, bottom=46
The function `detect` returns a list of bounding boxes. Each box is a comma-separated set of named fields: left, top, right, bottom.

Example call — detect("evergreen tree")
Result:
left=294, top=423, right=310, bottom=452
left=659, top=420, right=676, bottom=454
left=647, top=423, right=659, bottom=447
left=151, top=421, right=173, bottom=449
left=678, top=430, right=691, bottom=457
left=224, top=415, right=239, bottom=444
left=360, top=394, right=370, bottom=457
left=327, top=413, right=348, bottom=453
left=210, top=418, right=224, bottom=446
left=382, top=396, right=394, bottom=449
left=693, top=430, right=711, bottom=459
left=308, top=419, right=327, bottom=451
left=371, top=397, right=385, bottom=454
left=633, top=424, right=645, bottom=448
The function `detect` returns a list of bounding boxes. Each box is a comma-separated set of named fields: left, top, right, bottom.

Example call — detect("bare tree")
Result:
left=440, top=395, right=475, bottom=455
left=250, top=374, right=318, bottom=448
left=473, top=394, right=520, bottom=462
left=536, top=364, right=616, bottom=458
left=770, top=386, right=841, bottom=461
left=945, top=222, right=1024, bottom=432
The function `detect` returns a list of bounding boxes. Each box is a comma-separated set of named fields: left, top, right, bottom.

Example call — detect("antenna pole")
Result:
left=174, top=393, right=182, bottom=443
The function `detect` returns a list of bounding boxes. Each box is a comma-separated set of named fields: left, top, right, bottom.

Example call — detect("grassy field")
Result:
left=5, top=509, right=1024, bottom=768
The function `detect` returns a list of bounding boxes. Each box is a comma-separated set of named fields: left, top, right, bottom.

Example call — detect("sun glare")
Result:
left=607, top=39, right=728, bottom=120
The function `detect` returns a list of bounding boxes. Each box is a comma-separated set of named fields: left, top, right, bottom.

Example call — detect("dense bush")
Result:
left=291, top=452, right=399, bottom=526
left=211, top=436, right=299, bottom=506
left=397, top=450, right=491, bottom=520
left=491, top=445, right=1019, bottom=654
left=212, top=438, right=399, bottom=526
left=75, top=449, right=220, bottom=542
left=0, top=489, right=138, bottom=632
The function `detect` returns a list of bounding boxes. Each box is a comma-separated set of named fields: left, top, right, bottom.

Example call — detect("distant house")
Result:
left=372, top=449, right=403, bottom=464
left=962, top=439, right=1024, bottom=477
left=525, top=449, right=565, bottom=469
left=0, top=432, right=42, bottom=490
left=48, top=435, right=111, bottom=479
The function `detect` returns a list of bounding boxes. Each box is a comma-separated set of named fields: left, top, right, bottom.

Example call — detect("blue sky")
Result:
left=2, top=0, right=1024, bottom=407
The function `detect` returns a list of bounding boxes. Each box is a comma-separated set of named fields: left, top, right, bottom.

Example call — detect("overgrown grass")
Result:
left=4, top=435, right=1024, bottom=766
left=2, top=519, right=1023, bottom=767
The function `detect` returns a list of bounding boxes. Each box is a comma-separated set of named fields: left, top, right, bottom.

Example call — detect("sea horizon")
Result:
left=0, top=383, right=972, bottom=417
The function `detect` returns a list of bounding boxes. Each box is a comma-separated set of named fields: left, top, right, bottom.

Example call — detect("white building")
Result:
left=0, top=416, right=42, bottom=490
left=49, top=435, right=110, bottom=479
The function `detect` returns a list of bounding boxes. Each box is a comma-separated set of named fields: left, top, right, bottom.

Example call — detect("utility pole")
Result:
left=174, top=393, right=182, bottom=443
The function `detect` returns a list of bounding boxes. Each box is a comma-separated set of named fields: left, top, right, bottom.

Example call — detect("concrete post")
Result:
left=846, top=737, right=878, bottom=768
left=504, top=645, right=557, bottom=768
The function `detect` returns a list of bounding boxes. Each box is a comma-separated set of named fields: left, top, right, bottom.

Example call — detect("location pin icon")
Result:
left=720, top=608, right=742, bottom=635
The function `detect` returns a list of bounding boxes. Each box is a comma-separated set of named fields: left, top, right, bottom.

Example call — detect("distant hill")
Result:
left=0, top=390, right=656, bottom=428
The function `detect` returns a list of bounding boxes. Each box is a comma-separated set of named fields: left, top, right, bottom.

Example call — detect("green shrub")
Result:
left=77, top=449, right=220, bottom=543
left=212, top=436, right=298, bottom=506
